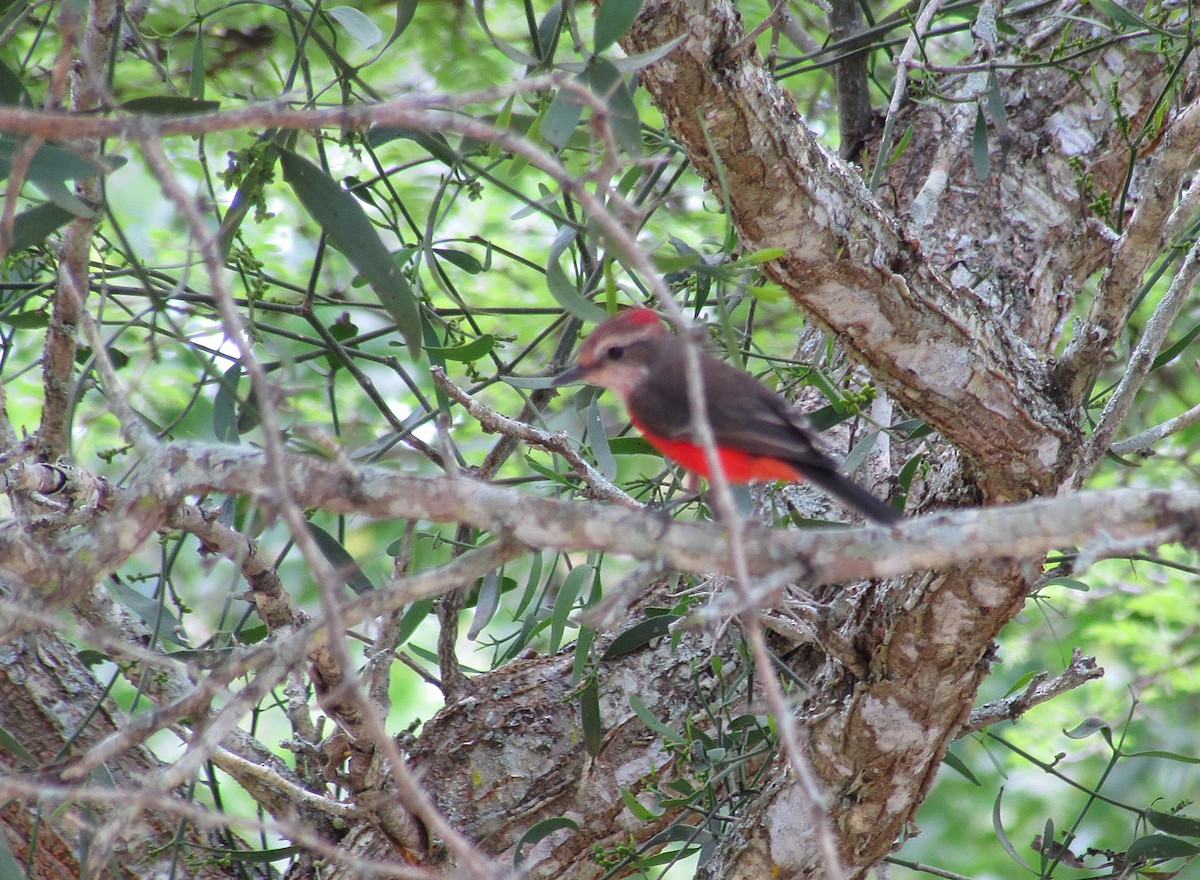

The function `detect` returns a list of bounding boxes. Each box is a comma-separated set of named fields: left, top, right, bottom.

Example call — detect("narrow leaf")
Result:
left=423, top=333, right=495, bottom=363
left=612, top=32, right=686, bottom=72
left=213, top=360, right=242, bottom=444
left=307, top=522, right=376, bottom=595
left=546, top=224, right=608, bottom=323
left=585, top=58, right=642, bottom=155
left=433, top=247, right=484, bottom=274
left=620, top=786, right=664, bottom=820
left=467, top=569, right=501, bottom=640
left=367, top=126, right=459, bottom=166
left=580, top=678, right=602, bottom=756
left=106, top=579, right=190, bottom=648
left=992, top=788, right=1036, bottom=872
left=1145, top=810, right=1200, bottom=837
left=189, top=29, right=205, bottom=99
left=541, top=90, right=584, bottom=150
left=1126, top=834, right=1200, bottom=861
left=327, top=6, right=382, bottom=47
left=941, top=750, right=981, bottom=786
left=584, top=400, right=617, bottom=480
left=278, top=147, right=421, bottom=357
left=628, top=693, right=679, bottom=741
left=602, top=614, right=678, bottom=659
left=550, top=564, right=593, bottom=653
left=0, top=57, right=31, bottom=106
left=8, top=201, right=74, bottom=252
left=594, top=0, right=644, bottom=53
left=972, top=103, right=990, bottom=180
left=119, top=96, right=220, bottom=114
left=513, top=816, right=580, bottom=866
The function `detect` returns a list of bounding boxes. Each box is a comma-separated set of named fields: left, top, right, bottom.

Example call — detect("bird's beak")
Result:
left=552, top=363, right=589, bottom=386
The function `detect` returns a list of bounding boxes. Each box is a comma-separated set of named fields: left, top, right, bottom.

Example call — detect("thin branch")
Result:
left=431, top=366, right=639, bottom=508
left=1110, top=398, right=1200, bottom=457
left=1055, top=97, right=1200, bottom=400
left=959, top=649, right=1103, bottom=736
left=5, top=442, right=1194, bottom=595
left=867, top=0, right=946, bottom=192
left=1077, top=234, right=1200, bottom=481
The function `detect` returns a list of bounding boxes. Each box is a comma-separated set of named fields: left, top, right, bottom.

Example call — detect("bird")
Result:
left=553, top=307, right=901, bottom=525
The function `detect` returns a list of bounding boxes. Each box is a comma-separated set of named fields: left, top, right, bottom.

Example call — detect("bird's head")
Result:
left=553, top=308, right=667, bottom=397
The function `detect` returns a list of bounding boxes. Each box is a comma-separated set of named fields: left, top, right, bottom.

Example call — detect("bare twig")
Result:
left=959, top=649, right=1103, bottom=736
left=431, top=366, right=639, bottom=508
left=1110, top=398, right=1200, bottom=457
left=1077, top=235, right=1200, bottom=482
left=1055, top=98, right=1200, bottom=400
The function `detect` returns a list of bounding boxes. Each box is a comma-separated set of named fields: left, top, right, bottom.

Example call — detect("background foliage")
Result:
left=0, top=0, right=1198, bottom=878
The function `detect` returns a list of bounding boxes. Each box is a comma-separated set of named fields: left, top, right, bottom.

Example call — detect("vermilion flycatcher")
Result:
left=553, top=308, right=901, bottom=525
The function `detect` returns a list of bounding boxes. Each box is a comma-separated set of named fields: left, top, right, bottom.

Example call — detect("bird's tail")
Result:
left=799, top=466, right=902, bottom=525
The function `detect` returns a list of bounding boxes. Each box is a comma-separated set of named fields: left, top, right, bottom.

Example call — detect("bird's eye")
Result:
left=606, top=345, right=625, bottom=361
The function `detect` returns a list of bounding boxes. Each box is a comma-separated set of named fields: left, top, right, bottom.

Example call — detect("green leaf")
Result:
left=585, top=58, right=642, bottom=155
left=307, top=522, right=376, bottom=595
left=1063, top=717, right=1112, bottom=743
left=886, top=123, right=914, bottom=169
left=841, top=429, right=881, bottom=474
left=584, top=400, right=617, bottom=480
left=213, top=360, right=241, bottom=444
left=992, top=788, right=1036, bottom=872
left=0, top=57, right=30, bottom=106
left=471, top=0, right=540, bottom=65
left=580, top=678, right=602, bottom=757
left=424, top=333, right=496, bottom=363
left=1151, top=318, right=1200, bottom=370
left=278, top=147, right=422, bottom=357
left=1043, top=575, right=1090, bottom=592
left=467, top=569, right=501, bottom=640
left=119, top=96, right=220, bottom=114
left=536, top=1, right=563, bottom=62
left=1087, top=0, right=1177, bottom=35
left=541, top=90, right=585, bottom=151
left=611, top=33, right=686, bottom=72
left=546, top=225, right=608, bottom=323
left=327, top=6, right=382, bottom=47
left=1121, top=748, right=1200, bottom=764
left=189, top=29, right=205, bottom=99
left=0, top=136, right=116, bottom=182
left=366, top=126, right=460, bottom=166
left=1125, top=834, right=1200, bottom=861
left=608, top=435, right=658, bottom=456
left=941, top=749, right=981, bottom=786
left=106, top=578, right=190, bottom=648
left=594, top=0, right=644, bottom=53
left=628, top=693, right=679, bottom=741
left=0, top=825, right=24, bottom=880
left=1002, top=669, right=1039, bottom=697
left=620, top=785, right=664, bottom=820
left=602, top=614, right=679, bottom=659
left=972, top=103, right=990, bottom=180
left=742, top=247, right=786, bottom=264
left=550, top=564, right=593, bottom=653
left=393, top=598, right=433, bottom=649
left=394, top=0, right=418, bottom=38
left=33, top=178, right=95, bottom=217
left=0, top=724, right=34, bottom=764
left=0, top=310, right=49, bottom=329
left=433, top=247, right=484, bottom=274
left=8, top=201, right=75, bottom=252
left=504, top=374, right=562, bottom=390
left=1145, top=809, right=1200, bottom=837
left=513, top=816, right=580, bottom=866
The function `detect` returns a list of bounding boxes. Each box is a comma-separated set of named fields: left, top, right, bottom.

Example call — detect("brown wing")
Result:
left=627, top=337, right=837, bottom=472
